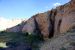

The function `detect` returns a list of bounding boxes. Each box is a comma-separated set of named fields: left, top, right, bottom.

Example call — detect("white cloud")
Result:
left=0, top=17, right=26, bottom=31
left=53, top=3, right=61, bottom=7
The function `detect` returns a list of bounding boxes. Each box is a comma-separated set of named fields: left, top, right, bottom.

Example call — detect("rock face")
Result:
left=6, top=0, right=75, bottom=38
left=40, top=28, right=75, bottom=50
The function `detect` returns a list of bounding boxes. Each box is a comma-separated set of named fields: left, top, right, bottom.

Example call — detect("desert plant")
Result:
left=60, top=47, right=66, bottom=50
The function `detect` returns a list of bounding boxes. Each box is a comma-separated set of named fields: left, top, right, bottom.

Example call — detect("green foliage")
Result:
left=0, top=31, right=7, bottom=33
left=0, top=31, right=44, bottom=50
left=22, top=32, right=43, bottom=50
left=60, top=47, right=66, bottom=50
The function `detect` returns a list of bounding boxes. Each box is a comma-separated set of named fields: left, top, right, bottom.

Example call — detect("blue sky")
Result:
left=0, top=0, right=70, bottom=19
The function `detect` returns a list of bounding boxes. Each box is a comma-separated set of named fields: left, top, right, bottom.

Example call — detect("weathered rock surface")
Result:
left=40, top=28, right=75, bottom=50
left=6, top=0, right=75, bottom=38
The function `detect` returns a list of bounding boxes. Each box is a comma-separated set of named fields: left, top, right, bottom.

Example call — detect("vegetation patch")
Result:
left=0, top=31, right=44, bottom=50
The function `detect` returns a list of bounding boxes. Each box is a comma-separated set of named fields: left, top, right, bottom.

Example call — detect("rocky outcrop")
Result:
left=40, top=28, right=75, bottom=50
left=6, top=0, right=75, bottom=38
left=54, top=0, right=75, bottom=36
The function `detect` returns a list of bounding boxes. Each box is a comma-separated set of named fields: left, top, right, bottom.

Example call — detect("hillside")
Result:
left=40, top=28, right=75, bottom=50
left=6, top=0, right=75, bottom=38
left=1, top=0, right=75, bottom=50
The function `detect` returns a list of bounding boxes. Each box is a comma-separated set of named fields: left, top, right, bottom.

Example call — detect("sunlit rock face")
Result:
left=54, top=0, right=75, bottom=36
left=6, top=0, right=75, bottom=38
left=22, top=0, right=75, bottom=38
left=22, top=13, right=50, bottom=38
left=22, top=17, right=35, bottom=33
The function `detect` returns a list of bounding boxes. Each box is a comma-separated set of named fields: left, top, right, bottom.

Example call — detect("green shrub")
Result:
left=0, top=31, right=44, bottom=50
left=0, top=31, right=7, bottom=33
left=60, top=47, right=66, bottom=50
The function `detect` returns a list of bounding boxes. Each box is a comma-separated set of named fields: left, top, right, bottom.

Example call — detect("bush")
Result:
left=60, top=47, right=66, bottom=50
left=0, top=31, right=7, bottom=33
left=0, top=31, right=44, bottom=50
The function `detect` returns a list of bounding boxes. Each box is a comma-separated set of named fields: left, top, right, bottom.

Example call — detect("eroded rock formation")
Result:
left=6, top=0, right=75, bottom=39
